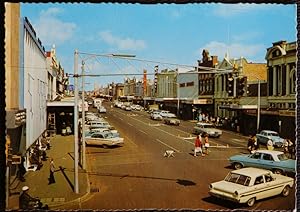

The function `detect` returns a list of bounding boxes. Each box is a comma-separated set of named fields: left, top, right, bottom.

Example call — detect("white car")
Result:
left=98, top=106, right=107, bottom=113
left=209, top=167, right=294, bottom=207
left=89, top=121, right=112, bottom=130
left=85, top=132, right=124, bottom=147
left=193, top=122, right=222, bottom=138
left=150, top=111, right=162, bottom=120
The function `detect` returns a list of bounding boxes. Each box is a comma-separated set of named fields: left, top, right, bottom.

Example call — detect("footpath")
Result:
left=7, top=134, right=90, bottom=210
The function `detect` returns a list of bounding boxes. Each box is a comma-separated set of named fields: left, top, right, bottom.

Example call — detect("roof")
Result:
left=255, top=149, right=283, bottom=155
left=231, top=167, right=270, bottom=176
left=260, top=130, right=278, bottom=134
left=47, top=101, right=74, bottom=107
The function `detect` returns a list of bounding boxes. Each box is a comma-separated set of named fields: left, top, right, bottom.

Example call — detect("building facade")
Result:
left=263, top=40, right=296, bottom=140
left=20, top=17, right=48, bottom=163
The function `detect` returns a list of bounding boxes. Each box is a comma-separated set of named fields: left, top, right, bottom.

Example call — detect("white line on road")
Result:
left=119, top=117, right=123, bottom=121
left=155, top=139, right=180, bottom=152
left=128, top=123, right=133, bottom=127
left=139, top=130, right=147, bottom=135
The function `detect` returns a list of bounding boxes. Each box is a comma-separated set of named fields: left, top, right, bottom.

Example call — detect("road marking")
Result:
left=155, top=139, right=180, bottom=152
left=119, top=117, right=123, bottom=121
left=128, top=123, right=133, bottom=127
left=139, top=130, right=147, bottom=135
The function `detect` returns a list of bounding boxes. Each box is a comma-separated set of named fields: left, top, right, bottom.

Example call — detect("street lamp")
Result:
left=74, top=52, right=136, bottom=194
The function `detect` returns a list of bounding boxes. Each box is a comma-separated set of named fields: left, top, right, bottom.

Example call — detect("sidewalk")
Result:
left=8, top=134, right=90, bottom=210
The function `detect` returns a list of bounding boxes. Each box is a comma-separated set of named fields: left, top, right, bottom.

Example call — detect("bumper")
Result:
left=209, top=191, right=240, bottom=203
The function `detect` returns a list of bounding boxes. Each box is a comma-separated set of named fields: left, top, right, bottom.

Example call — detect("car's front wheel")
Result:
left=247, top=197, right=256, bottom=207
left=282, top=186, right=290, bottom=197
left=233, top=162, right=243, bottom=170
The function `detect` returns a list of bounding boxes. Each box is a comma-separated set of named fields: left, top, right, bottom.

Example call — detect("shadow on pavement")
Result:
left=59, top=166, right=74, bottom=191
left=202, top=196, right=240, bottom=209
left=86, top=171, right=197, bottom=187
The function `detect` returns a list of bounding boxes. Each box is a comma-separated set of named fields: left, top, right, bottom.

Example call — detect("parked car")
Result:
left=125, top=106, right=132, bottom=111
left=229, top=149, right=295, bottom=175
left=85, top=132, right=124, bottom=147
left=89, top=121, right=113, bottom=130
left=256, top=130, right=284, bottom=148
left=192, top=122, right=222, bottom=137
left=98, top=106, right=107, bottom=113
left=159, top=110, right=174, bottom=118
left=209, top=167, right=294, bottom=207
left=163, top=116, right=180, bottom=126
left=150, top=111, right=162, bottom=120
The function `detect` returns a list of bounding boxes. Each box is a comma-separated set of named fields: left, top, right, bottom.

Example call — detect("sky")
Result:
left=21, top=3, right=296, bottom=91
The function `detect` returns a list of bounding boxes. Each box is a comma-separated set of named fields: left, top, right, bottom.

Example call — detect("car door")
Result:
left=260, top=153, right=276, bottom=170
left=263, top=174, right=280, bottom=197
left=246, top=152, right=264, bottom=168
left=262, top=132, right=269, bottom=144
left=253, top=175, right=266, bottom=200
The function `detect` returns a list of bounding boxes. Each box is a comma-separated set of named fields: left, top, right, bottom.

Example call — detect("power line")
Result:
left=77, top=51, right=233, bottom=72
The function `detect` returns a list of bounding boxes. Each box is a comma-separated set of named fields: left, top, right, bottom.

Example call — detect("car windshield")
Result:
left=269, top=132, right=279, bottom=136
left=224, top=173, right=251, bottom=186
left=277, top=153, right=289, bottom=161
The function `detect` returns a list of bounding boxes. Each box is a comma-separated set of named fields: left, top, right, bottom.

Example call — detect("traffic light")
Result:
left=237, top=76, right=247, bottom=97
left=226, top=74, right=234, bottom=96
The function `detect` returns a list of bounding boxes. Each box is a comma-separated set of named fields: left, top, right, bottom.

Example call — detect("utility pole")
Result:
left=257, top=79, right=261, bottom=133
left=81, top=61, right=86, bottom=170
left=74, top=50, right=79, bottom=193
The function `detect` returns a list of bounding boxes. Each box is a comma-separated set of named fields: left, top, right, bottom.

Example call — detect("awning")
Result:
left=218, top=105, right=258, bottom=110
left=47, top=101, right=74, bottom=107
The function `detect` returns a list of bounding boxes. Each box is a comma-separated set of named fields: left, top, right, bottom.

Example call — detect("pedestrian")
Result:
left=253, top=135, right=259, bottom=150
left=247, top=135, right=254, bottom=153
left=194, top=135, right=204, bottom=157
left=283, top=139, right=289, bottom=156
left=267, top=139, right=274, bottom=151
left=17, top=155, right=26, bottom=182
left=19, top=186, right=41, bottom=209
left=287, top=139, right=295, bottom=159
left=48, top=158, right=56, bottom=185
left=203, top=133, right=210, bottom=155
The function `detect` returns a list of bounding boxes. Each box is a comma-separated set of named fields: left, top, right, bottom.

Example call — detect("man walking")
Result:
left=48, top=158, right=56, bottom=185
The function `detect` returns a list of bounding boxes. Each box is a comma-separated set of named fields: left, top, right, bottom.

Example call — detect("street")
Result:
left=64, top=102, right=295, bottom=210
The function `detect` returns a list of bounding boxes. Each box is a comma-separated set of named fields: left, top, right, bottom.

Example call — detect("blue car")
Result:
left=229, top=150, right=295, bottom=175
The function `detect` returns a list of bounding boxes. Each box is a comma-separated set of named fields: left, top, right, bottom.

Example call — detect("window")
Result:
left=254, top=176, right=264, bottom=185
left=186, top=82, right=194, bottom=87
left=265, top=174, right=273, bottom=182
left=250, top=152, right=261, bottom=159
left=262, top=154, right=274, bottom=161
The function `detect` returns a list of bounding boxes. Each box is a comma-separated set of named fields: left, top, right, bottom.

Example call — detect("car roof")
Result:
left=260, top=130, right=278, bottom=133
left=255, top=149, right=283, bottom=155
left=231, top=167, right=271, bottom=176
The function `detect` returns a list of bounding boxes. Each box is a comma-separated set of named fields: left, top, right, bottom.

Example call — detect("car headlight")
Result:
left=234, top=191, right=239, bottom=196
left=209, top=184, right=213, bottom=189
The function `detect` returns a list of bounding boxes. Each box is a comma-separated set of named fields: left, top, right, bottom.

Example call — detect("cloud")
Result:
left=99, top=30, right=146, bottom=51
left=212, top=3, right=277, bottom=18
left=198, top=41, right=265, bottom=62
left=33, top=7, right=76, bottom=45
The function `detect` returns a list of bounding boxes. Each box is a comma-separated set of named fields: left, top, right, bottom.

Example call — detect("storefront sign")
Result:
left=193, top=99, right=213, bottom=104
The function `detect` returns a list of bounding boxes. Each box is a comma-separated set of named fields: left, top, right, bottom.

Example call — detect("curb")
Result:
left=47, top=170, right=91, bottom=209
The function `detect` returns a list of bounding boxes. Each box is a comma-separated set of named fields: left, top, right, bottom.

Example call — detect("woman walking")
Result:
left=203, top=133, right=210, bottom=155
left=194, top=135, right=204, bottom=157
